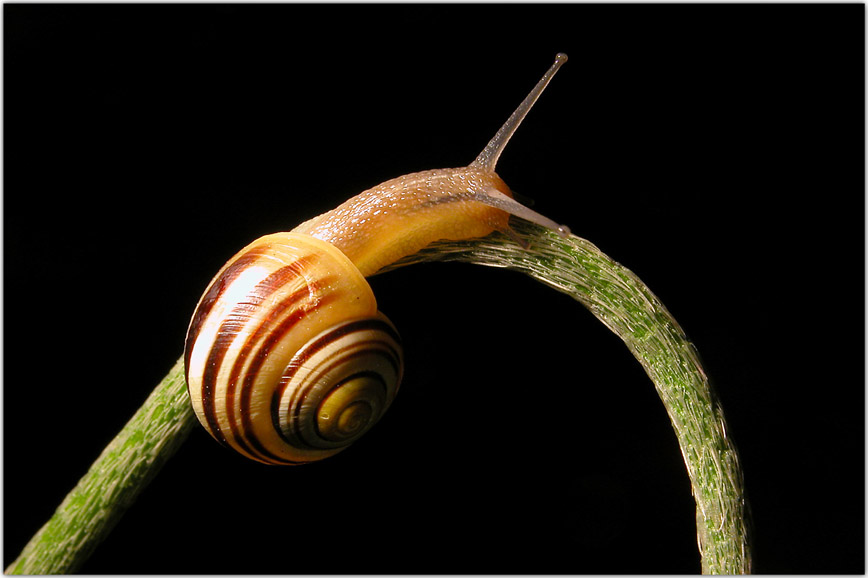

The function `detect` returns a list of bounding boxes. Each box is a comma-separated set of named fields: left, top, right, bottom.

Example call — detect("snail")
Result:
left=184, top=54, right=571, bottom=465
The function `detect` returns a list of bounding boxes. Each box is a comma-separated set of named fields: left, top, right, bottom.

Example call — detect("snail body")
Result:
left=185, top=54, right=570, bottom=464
left=293, top=166, right=515, bottom=277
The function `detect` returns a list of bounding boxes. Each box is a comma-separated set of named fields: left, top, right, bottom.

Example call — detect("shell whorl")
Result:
left=184, top=232, right=403, bottom=464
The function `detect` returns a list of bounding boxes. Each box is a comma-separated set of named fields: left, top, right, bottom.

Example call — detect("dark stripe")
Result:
left=224, top=288, right=311, bottom=460
left=290, top=318, right=402, bottom=374
left=184, top=246, right=272, bottom=375
left=238, top=296, right=336, bottom=464
left=198, top=304, right=259, bottom=444
left=280, top=318, right=402, bottom=410
left=221, top=258, right=328, bottom=463
left=290, top=350, right=398, bottom=448
left=311, top=370, right=388, bottom=440
left=288, top=340, right=402, bottom=416
left=271, top=318, right=402, bottom=450
left=198, top=253, right=317, bottom=449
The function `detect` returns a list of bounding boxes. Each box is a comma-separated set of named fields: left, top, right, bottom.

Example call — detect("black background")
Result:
left=4, top=4, right=864, bottom=574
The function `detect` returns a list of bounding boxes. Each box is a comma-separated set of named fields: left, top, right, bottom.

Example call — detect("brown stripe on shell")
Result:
left=223, top=272, right=340, bottom=464
left=284, top=318, right=402, bottom=380
left=197, top=306, right=256, bottom=443
left=311, top=370, right=387, bottom=441
left=281, top=319, right=402, bottom=415
left=197, top=253, right=319, bottom=451
left=221, top=275, right=323, bottom=462
left=271, top=318, right=402, bottom=452
left=184, top=246, right=274, bottom=377
left=235, top=293, right=339, bottom=465
left=288, top=350, right=398, bottom=449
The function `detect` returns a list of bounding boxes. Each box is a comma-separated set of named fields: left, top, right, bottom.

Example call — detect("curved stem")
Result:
left=5, top=357, right=196, bottom=575
left=389, top=220, right=752, bottom=574
left=6, top=223, right=750, bottom=574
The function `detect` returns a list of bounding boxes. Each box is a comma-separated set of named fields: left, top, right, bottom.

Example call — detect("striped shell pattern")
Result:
left=184, top=232, right=403, bottom=465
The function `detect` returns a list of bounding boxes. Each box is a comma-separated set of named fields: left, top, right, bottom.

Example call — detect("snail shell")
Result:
left=185, top=233, right=402, bottom=464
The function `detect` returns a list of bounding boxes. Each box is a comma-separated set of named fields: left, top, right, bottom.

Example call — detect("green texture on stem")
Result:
left=5, top=357, right=196, bottom=575
left=391, top=220, right=752, bottom=574
left=6, top=221, right=750, bottom=574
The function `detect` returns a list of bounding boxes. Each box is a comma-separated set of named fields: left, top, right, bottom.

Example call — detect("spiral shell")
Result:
left=184, top=232, right=403, bottom=464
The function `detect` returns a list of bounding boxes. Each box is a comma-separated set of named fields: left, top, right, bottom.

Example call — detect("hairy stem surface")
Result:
left=6, top=358, right=196, bottom=575
left=391, top=220, right=751, bottom=574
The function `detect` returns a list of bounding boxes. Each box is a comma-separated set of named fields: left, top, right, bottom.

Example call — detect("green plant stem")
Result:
left=393, top=220, right=752, bottom=574
left=5, top=357, right=196, bottom=575
left=6, top=222, right=750, bottom=574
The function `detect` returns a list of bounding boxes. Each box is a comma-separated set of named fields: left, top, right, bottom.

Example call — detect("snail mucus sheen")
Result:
left=184, top=54, right=571, bottom=464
